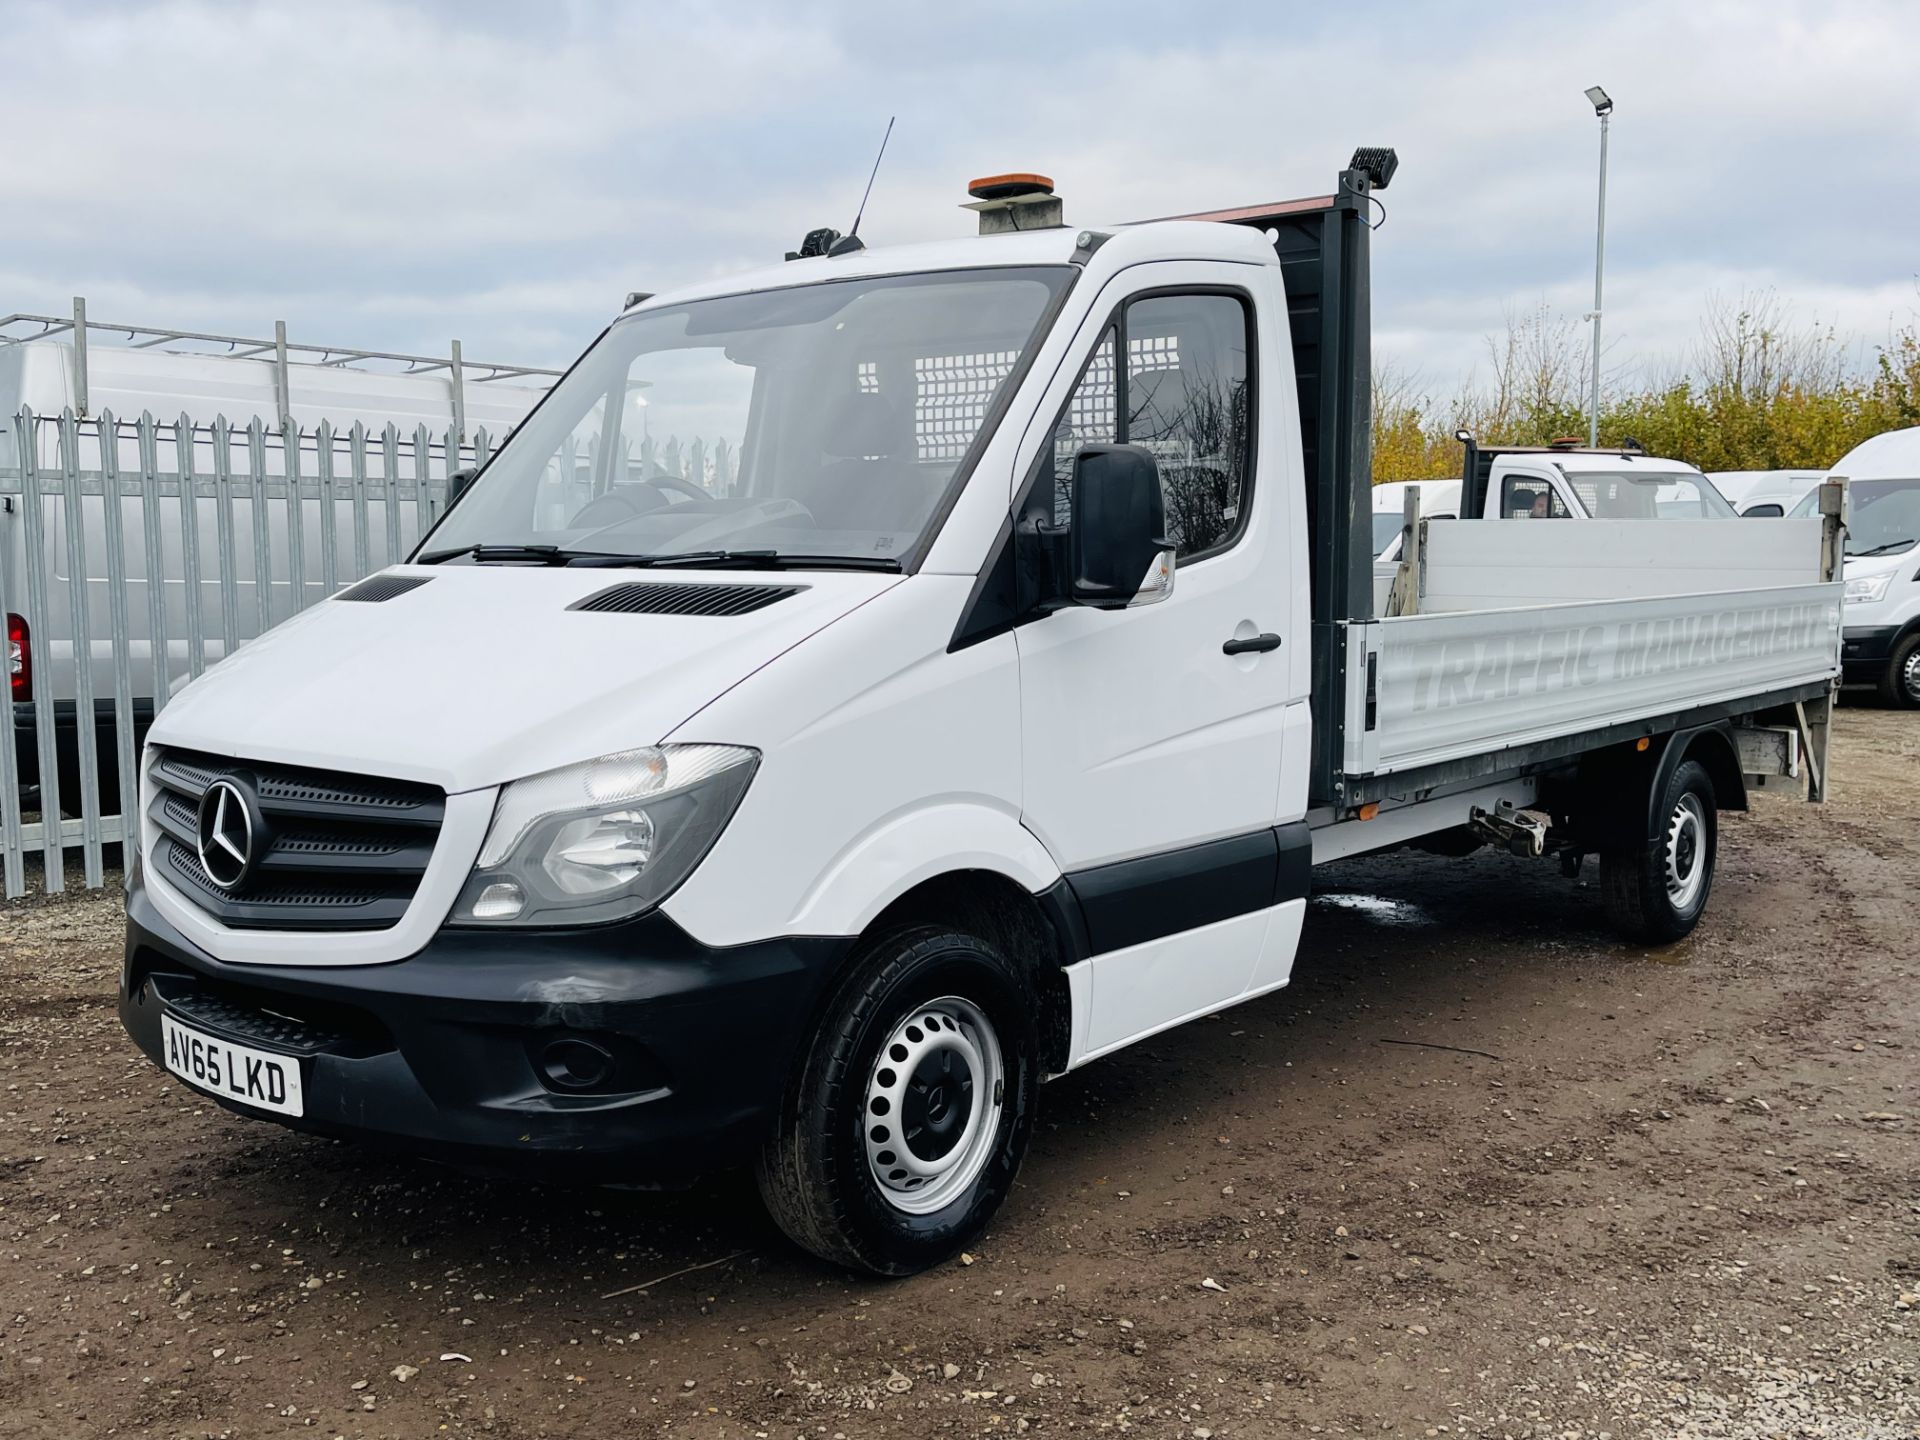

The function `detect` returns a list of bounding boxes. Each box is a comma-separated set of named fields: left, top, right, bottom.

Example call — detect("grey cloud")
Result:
left=2, top=0, right=1914, bottom=389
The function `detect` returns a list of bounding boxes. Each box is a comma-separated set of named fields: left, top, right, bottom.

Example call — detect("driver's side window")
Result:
left=1038, top=292, right=1253, bottom=560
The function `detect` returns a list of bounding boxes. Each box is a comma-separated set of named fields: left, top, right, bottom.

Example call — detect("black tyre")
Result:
left=755, top=926, right=1040, bottom=1276
left=1599, top=757, right=1718, bottom=944
left=1877, top=633, right=1920, bottom=709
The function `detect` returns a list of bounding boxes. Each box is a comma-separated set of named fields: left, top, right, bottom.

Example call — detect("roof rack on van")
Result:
left=0, top=296, right=562, bottom=435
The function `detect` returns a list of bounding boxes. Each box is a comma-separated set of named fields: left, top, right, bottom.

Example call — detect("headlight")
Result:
left=1844, top=573, right=1892, bottom=604
left=452, top=744, right=758, bottom=926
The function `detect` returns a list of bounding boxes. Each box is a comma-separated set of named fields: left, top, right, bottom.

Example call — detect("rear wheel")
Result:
left=756, top=926, right=1039, bottom=1276
left=1878, top=633, right=1920, bottom=709
left=1600, top=758, right=1718, bottom=944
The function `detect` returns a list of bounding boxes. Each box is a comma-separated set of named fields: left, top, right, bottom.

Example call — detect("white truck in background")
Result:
left=1810, top=425, right=1920, bottom=704
left=1372, top=444, right=1737, bottom=614
left=2, top=305, right=558, bottom=810
left=114, top=153, right=1843, bottom=1276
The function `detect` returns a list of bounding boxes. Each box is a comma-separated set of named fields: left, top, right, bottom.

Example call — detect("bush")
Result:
left=1372, top=294, right=1920, bottom=483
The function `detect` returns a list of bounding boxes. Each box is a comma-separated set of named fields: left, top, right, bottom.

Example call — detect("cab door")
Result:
left=1013, top=266, right=1304, bottom=1059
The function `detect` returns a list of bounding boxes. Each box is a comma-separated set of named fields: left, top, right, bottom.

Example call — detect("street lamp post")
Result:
left=1584, top=85, right=1613, bottom=447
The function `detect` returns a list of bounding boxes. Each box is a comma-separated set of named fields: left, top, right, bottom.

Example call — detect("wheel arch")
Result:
left=1563, top=723, right=1745, bottom=852
left=853, top=869, right=1084, bottom=1077
left=1660, top=726, right=1747, bottom=822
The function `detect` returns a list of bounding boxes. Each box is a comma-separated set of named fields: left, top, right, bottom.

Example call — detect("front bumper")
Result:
left=118, top=877, right=850, bottom=1184
left=1841, top=625, right=1902, bottom=683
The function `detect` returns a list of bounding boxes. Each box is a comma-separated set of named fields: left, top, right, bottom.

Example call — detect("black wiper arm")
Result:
left=1845, top=538, right=1916, bottom=557
left=417, top=543, right=572, bottom=566
left=564, top=549, right=780, bottom=569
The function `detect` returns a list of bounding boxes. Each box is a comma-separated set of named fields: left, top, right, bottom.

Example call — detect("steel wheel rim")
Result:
left=1902, top=649, right=1920, bottom=703
left=863, top=996, right=1003, bottom=1216
left=1664, top=793, right=1708, bottom=911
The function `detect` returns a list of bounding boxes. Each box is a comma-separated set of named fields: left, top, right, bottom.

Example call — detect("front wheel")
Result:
left=756, top=926, right=1039, bottom=1276
left=1879, top=633, right=1920, bottom=709
left=1599, top=757, right=1718, bottom=944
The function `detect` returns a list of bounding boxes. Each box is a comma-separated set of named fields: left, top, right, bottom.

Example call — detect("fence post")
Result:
left=285, top=418, right=308, bottom=612
left=348, top=422, right=370, bottom=581
left=72, top=297, right=89, bottom=418
left=174, top=414, right=208, bottom=680
left=274, top=320, right=292, bottom=431
left=138, top=412, right=170, bottom=714
left=211, top=416, right=241, bottom=659
left=18, top=408, right=62, bottom=890
left=248, top=417, right=273, bottom=636
left=381, top=423, right=402, bottom=567
left=450, top=339, right=466, bottom=448
left=0, top=418, right=25, bottom=898
left=316, top=420, right=339, bottom=594
left=413, top=424, right=434, bottom=545
left=60, top=410, right=104, bottom=886
left=96, top=409, right=139, bottom=867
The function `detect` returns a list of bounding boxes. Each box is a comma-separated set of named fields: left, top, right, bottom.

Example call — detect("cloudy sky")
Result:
left=4, top=0, right=1917, bottom=401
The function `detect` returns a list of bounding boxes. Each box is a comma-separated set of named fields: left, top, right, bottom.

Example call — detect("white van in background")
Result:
left=1371, top=477, right=1462, bottom=559
left=1711, top=469, right=1826, bottom=517
left=1809, top=426, right=1920, bottom=704
left=2, top=304, right=559, bottom=809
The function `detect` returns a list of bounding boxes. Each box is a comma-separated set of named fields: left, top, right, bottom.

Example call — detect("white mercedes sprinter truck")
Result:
left=118, top=154, right=1844, bottom=1275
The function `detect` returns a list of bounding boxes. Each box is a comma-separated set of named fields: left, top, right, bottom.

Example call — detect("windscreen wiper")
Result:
left=565, top=549, right=780, bottom=569
left=1845, top=539, right=1917, bottom=558
left=416, top=543, right=576, bottom=566
left=566, top=549, right=903, bottom=572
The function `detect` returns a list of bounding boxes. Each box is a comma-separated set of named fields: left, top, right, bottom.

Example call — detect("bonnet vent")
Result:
left=568, top=581, right=805, bottom=617
left=334, top=573, right=433, bottom=603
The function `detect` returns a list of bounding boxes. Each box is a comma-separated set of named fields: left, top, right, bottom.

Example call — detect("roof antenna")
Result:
left=829, top=115, right=894, bottom=257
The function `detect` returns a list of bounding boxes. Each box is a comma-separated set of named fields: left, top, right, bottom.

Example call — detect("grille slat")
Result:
left=148, top=746, right=442, bottom=932
left=153, top=750, right=443, bottom=827
left=568, top=581, right=803, bottom=617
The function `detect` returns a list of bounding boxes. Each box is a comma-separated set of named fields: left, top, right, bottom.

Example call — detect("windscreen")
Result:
left=1564, top=471, right=1737, bottom=520
left=426, top=266, right=1071, bottom=566
left=1372, top=513, right=1406, bottom=554
left=1840, top=478, right=1920, bottom=556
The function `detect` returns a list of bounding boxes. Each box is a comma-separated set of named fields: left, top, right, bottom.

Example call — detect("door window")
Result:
left=1500, top=475, right=1570, bottom=519
left=1040, top=292, right=1253, bottom=560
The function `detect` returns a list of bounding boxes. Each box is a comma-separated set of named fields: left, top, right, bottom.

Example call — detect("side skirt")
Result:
left=1051, top=823, right=1312, bottom=1069
left=1061, top=898, right=1307, bottom=1069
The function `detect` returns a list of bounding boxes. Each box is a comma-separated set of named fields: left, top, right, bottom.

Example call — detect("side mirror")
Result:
left=1068, top=444, right=1174, bottom=609
left=446, top=467, right=479, bottom=511
left=1742, top=503, right=1783, bottom=518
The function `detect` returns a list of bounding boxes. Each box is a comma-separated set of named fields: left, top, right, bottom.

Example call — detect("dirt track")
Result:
left=2, top=708, right=1915, bottom=1439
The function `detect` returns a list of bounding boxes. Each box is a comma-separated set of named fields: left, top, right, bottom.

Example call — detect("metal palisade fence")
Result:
left=0, top=407, right=496, bottom=899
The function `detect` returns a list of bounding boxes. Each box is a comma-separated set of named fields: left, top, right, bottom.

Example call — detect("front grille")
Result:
left=147, top=746, right=444, bottom=932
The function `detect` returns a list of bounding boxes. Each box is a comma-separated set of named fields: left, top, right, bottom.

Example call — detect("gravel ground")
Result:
left=1, top=706, right=1915, bottom=1439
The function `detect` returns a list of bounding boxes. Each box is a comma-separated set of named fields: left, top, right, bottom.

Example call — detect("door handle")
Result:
left=1222, top=632, right=1283, bottom=656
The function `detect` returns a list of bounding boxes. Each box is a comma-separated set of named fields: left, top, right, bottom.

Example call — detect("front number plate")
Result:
left=161, top=1014, right=305, bottom=1117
